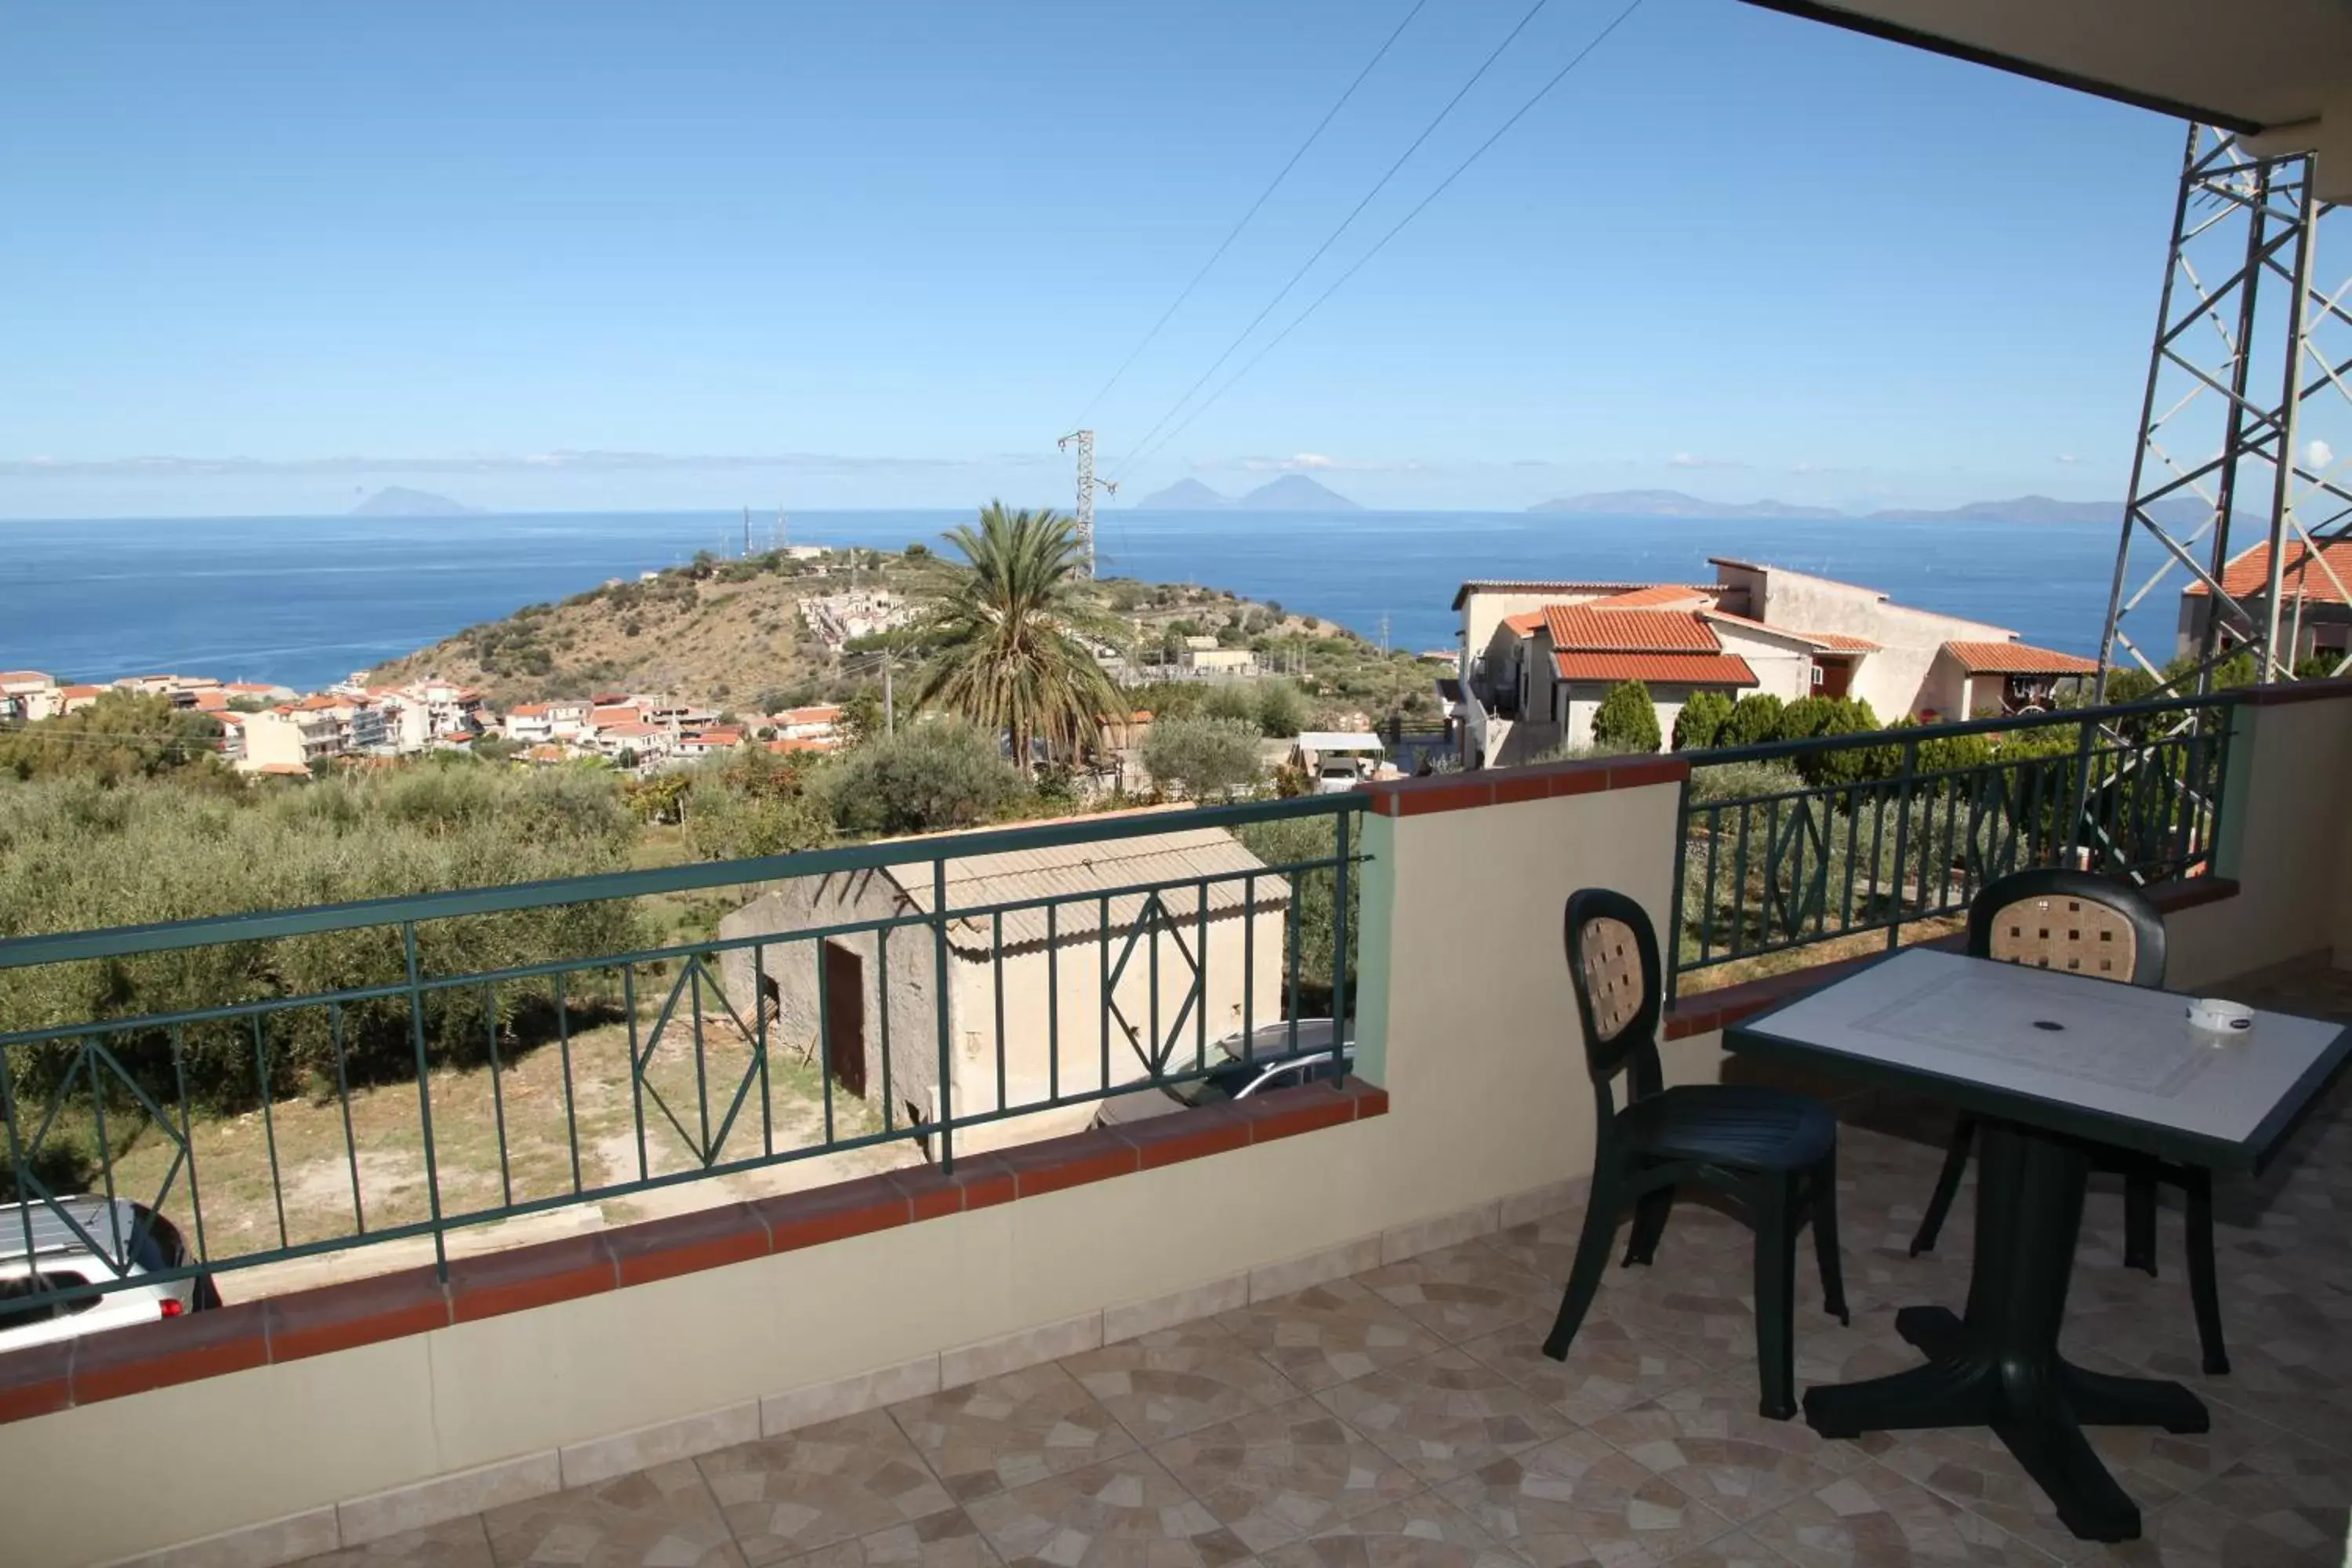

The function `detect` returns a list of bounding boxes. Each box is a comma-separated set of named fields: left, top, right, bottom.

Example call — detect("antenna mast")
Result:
left=1058, top=430, right=1118, bottom=579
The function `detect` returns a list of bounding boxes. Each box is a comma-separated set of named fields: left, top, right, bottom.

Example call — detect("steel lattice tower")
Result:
left=1058, top=429, right=1116, bottom=579
left=2098, top=125, right=2352, bottom=696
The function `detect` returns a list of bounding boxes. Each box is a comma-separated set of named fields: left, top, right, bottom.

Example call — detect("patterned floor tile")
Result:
left=1588, top=1250, right=1758, bottom=1371
left=1257, top=1497, right=1530, bottom=1568
left=1457, top=1316, right=1711, bottom=1427
left=776, top=1510, right=1004, bottom=1568
left=1151, top=1397, right=1424, bottom=1555
left=482, top=1459, right=746, bottom=1568
left=696, top=1410, right=957, bottom=1564
left=1744, top=1464, right=2050, bottom=1567
left=1312, top=1348, right=1575, bottom=1483
left=890, top=1364, right=1138, bottom=1504
left=1436, top=1428, right=1737, bottom=1568
left=1060, top=1320, right=1301, bottom=1444
left=1585, top=1374, right=1871, bottom=1524
left=1215, top=1279, right=1444, bottom=1392
left=963, top=1451, right=1250, bottom=1567
left=292, top=1518, right=495, bottom=1566
left=1355, top=1242, right=1551, bottom=1345
left=1660, top=1532, right=1806, bottom=1568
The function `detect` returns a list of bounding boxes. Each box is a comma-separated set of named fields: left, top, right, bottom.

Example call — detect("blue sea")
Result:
left=0, top=508, right=2140, bottom=693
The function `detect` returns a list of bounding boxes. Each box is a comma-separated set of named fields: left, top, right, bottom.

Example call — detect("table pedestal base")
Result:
left=1800, top=1120, right=2207, bottom=1542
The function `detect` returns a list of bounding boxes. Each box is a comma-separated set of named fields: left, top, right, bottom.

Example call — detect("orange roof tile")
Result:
left=1501, top=611, right=1546, bottom=637
left=1584, top=585, right=1715, bottom=610
left=0, top=671, right=51, bottom=684
left=1552, top=651, right=1759, bottom=686
left=767, top=737, right=837, bottom=754
left=1942, top=641, right=2100, bottom=675
left=1542, top=605, right=1722, bottom=653
left=2183, top=539, right=2352, bottom=603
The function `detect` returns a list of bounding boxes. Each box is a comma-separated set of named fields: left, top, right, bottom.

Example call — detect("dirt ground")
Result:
left=106, top=993, right=917, bottom=1303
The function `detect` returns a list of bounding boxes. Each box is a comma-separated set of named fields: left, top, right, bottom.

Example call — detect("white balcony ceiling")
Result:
left=1743, top=0, right=2352, bottom=136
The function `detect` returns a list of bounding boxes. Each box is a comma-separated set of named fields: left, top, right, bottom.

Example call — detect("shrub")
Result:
left=823, top=719, right=1027, bottom=837
left=1778, top=695, right=1838, bottom=741
left=1141, top=717, right=1265, bottom=801
left=1200, top=680, right=1309, bottom=738
left=1234, top=816, right=1355, bottom=1011
left=683, top=749, right=832, bottom=860
left=0, top=692, right=228, bottom=786
left=1590, top=681, right=1661, bottom=753
left=1716, top=693, right=1786, bottom=748
left=1672, top=691, right=1734, bottom=751
left=1792, top=698, right=1883, bottom=788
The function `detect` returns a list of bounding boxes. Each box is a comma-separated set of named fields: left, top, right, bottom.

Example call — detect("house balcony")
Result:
left=2, top=687, right=2350, bottom=1566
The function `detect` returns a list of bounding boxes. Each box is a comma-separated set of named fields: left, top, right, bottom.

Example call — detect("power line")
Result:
left=1109, top=0, right=1558, bottom=484
left=1119, top=0, right=1648, bottom=476
left=1069, top=0, right=1432, bottom=428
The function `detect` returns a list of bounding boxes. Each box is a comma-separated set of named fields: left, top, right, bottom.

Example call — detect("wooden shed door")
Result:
left=822, top=940, right=866, bottom=1098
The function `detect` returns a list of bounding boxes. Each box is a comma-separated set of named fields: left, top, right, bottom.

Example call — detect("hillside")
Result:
left=1130, top=475, right=1362, bottom=511
left=361, top=546, right=1437, bottom=720
left=1132, top=478, right=1230, bottom=510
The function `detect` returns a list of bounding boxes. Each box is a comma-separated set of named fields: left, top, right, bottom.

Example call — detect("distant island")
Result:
left=1529, top=489, right=1842, bottom=520
left=1132, top=474, right=1362, bottom=512
left=1527, top=488, right=2207, bottom=528
left=349, top=486, right=479, bottom=518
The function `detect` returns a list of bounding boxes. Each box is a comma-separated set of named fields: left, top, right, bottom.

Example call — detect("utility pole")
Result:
left=1058, top=430, right=1118, bottom=579
left=742, top=506, right=752, bottom=557
left=1378, top=612, right=1390, bottom=656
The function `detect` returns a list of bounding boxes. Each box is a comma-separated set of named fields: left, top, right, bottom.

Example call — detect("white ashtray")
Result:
left=2187, top=998, right=2255, bottom=1036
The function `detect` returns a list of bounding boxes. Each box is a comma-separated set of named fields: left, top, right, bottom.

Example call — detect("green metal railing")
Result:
left=1670, top=692, right=2240, bottom=999
left=0, top=796, right=1366, bottom=1310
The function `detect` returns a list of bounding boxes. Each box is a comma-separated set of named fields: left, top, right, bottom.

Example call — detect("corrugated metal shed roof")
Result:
left=886, top=826, right=1289, bottom=958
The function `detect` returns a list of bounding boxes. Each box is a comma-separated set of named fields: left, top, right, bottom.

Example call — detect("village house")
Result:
left=1456, top=560, right=2100, bottom=765
left=2176, top=537, right=2352, bottom=670
left=235, top=707, right=339, bottom=775
left=673, top=727, right=746, bottom=760
left=50, top=684, right=105, bottom=716
left=0, top=671, right=55, bottom=724
left=717, top=821, right=1288, bottom=1155
left=771, top=703, right=842, bottom=742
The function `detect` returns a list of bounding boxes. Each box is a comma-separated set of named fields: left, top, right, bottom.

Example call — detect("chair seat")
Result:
left=1617, top=1085, right=1837, bottom=1171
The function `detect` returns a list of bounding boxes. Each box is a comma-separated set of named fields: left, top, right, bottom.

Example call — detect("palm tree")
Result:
left=913, top=502, right=1124, bottom=771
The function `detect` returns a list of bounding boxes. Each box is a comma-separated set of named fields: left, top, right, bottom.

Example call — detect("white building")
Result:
left=0, top=671, right=55, bottom=724
left=236, top=709, right=339, bottom=775
left=1457, top=562, right=2103, bottom=765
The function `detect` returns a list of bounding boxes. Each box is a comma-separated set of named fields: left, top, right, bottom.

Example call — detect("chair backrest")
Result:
left=1563, top=887, right=1664, bottom=1097
left=1965, top=868, right=2166, bottom=987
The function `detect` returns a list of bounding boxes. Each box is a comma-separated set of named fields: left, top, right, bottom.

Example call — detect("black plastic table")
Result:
left=1727, top=948, right=2352, bottom=1542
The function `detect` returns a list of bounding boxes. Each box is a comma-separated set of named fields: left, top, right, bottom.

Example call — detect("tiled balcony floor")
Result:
left=292, top=968, right=2352, bottom=1568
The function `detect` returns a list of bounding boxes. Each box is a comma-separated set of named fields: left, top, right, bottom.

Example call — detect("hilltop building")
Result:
left=1454, top=560, right=2098, bottom=766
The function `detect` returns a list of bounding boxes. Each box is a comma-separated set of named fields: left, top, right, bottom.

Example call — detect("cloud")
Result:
left=2055, top=453, right=2081, bottom=465
left=1668, top=452, right=1709, bottom=469
left=0, top=449, right=1049, bottom=479
left=2307, top=438, right=2336, bottom=470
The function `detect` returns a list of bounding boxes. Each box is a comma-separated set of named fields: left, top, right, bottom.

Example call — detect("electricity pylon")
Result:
left=2098, top=125, right=2352, bottom=697
left=1058, top=430, right=1118, bottom=579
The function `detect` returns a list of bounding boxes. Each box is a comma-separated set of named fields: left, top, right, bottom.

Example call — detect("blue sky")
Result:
left=0, top=1, right=2187, bottom=517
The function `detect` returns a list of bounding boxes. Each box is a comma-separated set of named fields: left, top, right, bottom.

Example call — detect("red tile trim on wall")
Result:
left=1360, top=753, right=1690, bottom=818
left=0, top=1076, right=1388, bottom=1427
left=1661, top=877, right=2241, bottom=1040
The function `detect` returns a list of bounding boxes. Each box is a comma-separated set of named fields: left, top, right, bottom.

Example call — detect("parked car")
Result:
left=0, top=1196, right=220, bottom=1350
left=1094, top=1020, right=1356, bottom=1127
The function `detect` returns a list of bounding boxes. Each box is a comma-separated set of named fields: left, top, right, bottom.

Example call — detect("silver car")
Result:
left=0, top=1196, right=219, bottom=1350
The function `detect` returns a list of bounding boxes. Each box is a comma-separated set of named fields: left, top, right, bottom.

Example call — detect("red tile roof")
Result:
left=1804, top=630, right=1880, bottom=652
left=1543, top=605, right=1722, bottom=653
left=1501, top=611, right=1546, bottom=637
left=1552, top=651, right=1759, bottom=687
left=0, top=671, right=51, bottom=684
left=2183, top=539, right=2352, bottom=603
left=1941, top=641, right=2100, bottom=675
left=1584, top=585, right=1715, bottom=610
left=510, top=702, right=553, bottom=717
left=767, top=737, right=837, bottom=755
left=589, top=706, right=641, bottom=728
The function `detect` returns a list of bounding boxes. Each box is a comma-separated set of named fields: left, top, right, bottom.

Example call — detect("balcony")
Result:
left=1, top=687, right=2349, bottom=1566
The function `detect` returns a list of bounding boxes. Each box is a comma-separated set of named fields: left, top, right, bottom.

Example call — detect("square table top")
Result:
left=1726, top=948, right=2352, bottom=1173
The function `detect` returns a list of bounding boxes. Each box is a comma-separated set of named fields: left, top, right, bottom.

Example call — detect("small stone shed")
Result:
left=717, top=825, right=1290, bottom=1153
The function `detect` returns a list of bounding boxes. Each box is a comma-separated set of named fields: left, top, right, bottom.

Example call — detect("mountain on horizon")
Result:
left=1131, top=474, right=1362, bottom=511
left=1528, top=488, right=2208, bottom=528
left=1237, top=474, right=1360, bottom=511
left=350, top=485, right=478, bottom=518
left=1131, top=477, right=1232, bottom=510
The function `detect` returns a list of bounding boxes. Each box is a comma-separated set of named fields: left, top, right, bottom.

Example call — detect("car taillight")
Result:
left=158, top=1298, right=183, bottom=1319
